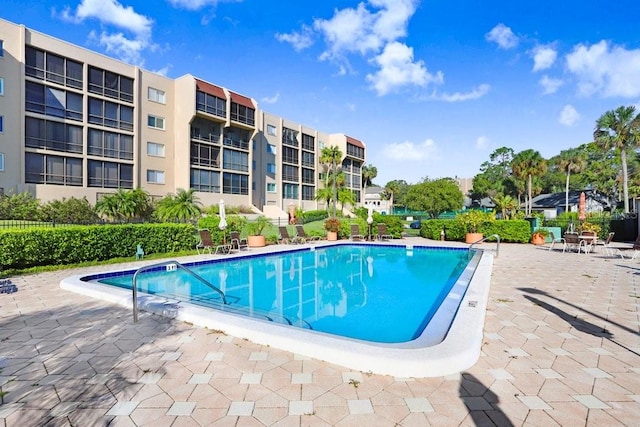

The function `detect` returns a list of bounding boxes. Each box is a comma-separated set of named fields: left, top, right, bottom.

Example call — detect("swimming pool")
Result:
left=61, top=242, right=493, bottom=377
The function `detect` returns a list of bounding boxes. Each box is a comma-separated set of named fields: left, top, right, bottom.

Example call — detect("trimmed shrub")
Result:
left=0, top=223, right=196, bottom=270
left=300, top=210, right=328, bottom=223
left=421, top=218, right=530, bottom=243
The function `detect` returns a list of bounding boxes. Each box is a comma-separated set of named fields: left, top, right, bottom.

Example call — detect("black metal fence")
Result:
left=542, top=216, right=638, bottom=242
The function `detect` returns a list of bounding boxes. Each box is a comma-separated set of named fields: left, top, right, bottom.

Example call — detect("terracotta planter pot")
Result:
left=531, top=234, right=546, bottom=245
left=247, top=235, right=266, bottom=247
left=465, top=232, right=483, bottom=244
left=326, top=231, right=338, bottom=241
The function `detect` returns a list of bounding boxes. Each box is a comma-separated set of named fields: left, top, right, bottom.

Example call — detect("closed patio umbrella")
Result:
left=578, top=192, right=586, bottom=222
left=219, top=199, right=227, bottom=244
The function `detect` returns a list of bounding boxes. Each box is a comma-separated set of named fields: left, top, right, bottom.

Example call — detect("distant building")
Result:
left=363, top=186, right=392, bottom=215
left=455, top=177, right=473, bottom=196
left=530, top=190, right=612, bottom=219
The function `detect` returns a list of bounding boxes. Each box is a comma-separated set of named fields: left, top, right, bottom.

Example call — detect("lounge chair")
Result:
left=597, top=232, right=615, bottom=256
left=196, top=229, right=214, bottom=254
left=230, top=231, right=248, bottom=251
left=350, top=224, right=364, bottom=241
left=376, top=224, right=393, bottom=241
left=547, top=231, right=566, bottom=252
left=295, top=225, right=320, bottom=242
left=278, top=226, right=303, bottom=244
left=615, top=235, right=640, bottom=259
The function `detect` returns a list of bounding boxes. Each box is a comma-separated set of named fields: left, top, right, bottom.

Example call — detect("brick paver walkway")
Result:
left=1, top=240, right=639, bottom=426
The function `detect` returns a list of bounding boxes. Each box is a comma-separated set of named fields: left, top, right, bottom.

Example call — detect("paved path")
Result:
left=1, top=241, right=639, bottom=426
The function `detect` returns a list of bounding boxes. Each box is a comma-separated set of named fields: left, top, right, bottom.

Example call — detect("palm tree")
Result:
left=156, top=188, right=202, bottom=222
left=511, top=149, right=547, bottom=216
left=593, top=105, right=640, bottom=213
left=320, top=146, right=343, bottom=217
left=361, top=164, right=378, bottom=188
left=557, top=148, right=587, bottom=213
left=337, top=188, right=356, bottom=215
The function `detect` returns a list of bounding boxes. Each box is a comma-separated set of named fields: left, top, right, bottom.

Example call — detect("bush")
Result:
left=421, top=218, right=530, bottom=243
left=300, top=210, right=328, bottom=223
left=0, top=223, right=196, bottom=270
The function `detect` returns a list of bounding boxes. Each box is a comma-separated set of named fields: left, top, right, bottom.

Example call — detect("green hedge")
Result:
left=301, top=210, right=329, bottom=223
left=421, top=219, right=530, bottom=243
left=0, top=223, right=196, bottom=270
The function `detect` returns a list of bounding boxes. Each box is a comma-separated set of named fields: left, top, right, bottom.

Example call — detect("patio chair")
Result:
left=295, top=225, right=320, bottom=243
left=562, top=232, right=580, bottom=253
left=350, top=224, right=364, bottom=241
left=230, top=231, right=248, bottom=251
left=596, top=232, right=616, bottom=256
left=547, top=231, right=566, bottom=252
left=616, top=235, right=640, bottom=259
left=196, top=229, right=214, bottom=254
left=278, top=226, right=303, bottom=244
left=578, top=231, right=596, bottom=254
left=376, top=224, right=393, bottom=241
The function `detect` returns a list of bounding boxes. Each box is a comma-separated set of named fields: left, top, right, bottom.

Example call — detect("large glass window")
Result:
left=302, top=185, right=315, bottom=201
left=282, top=127, right=298, bottom=147
left=25, top=46, right=83, bottom=89
left=230, top=102, right=255, bottom=126
left=302, top=168, right=314, bottom=184
left=88, top=129, right=133, bottom=160
left=282, top=165, right=298, bottom=182
left=222, top=172, right=248, bottom=195
left=190, top=142, right=220, bottom=167
left=222, top=150, right=249, bottom=172
left=302, top=134, right=315, bottom=151
left=88, top=66, right=133, bottom=102
left=88, top=97, right=133, bottom=131
left=196, top=91, right=226, bottom=118
left=88, top=160, right=133, bottom=188
left=302, top=151, right=314, bottom=167
left=25, top=82, right=83, bottom=121
left=25, top=153, right=82, bottom=186
left=283, top=183, right=298, bottom=199
left=282, top=146, right=298, bottom=164
left=25, top=117, right=82, bottom=153
left=347, top=142, right=365, bottom=159
left=190, top=168, right=220, bottom=193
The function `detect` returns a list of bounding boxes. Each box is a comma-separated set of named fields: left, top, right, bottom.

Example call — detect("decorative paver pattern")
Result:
left=0, top=240, right=639, bottom=426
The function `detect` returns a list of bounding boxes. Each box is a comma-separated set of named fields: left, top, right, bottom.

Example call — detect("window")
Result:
left=190, top=142, right=220, bottom=167
left=196, top=91, right=226, bottom=117
left=25, top=82, right=83, bottom=121
left=147, top=115, right=165, bottom=130
left=302, top=185, right=315, bottom=200
left=0, top=116, right=3, bottom=133
left=88, top=66, right=133, bottom=102
left=282, top=127, right=298, bottom=147
left=222, top=172, right=248, bottom=195
left=88, top=97, right=133, bottom=131
left=148, top=87, right=166, bottom=104
left=88, top=129, right=133, bottom=160
left=25, top=153, right=82, bottom=186
left=267, top=183, right=276, bottom=192
left=302, top=134, right=315, bottom=151
left=302, top=151, right=314, bottom=167
left=230, top=102, right=255, bottom=126
left=266, top=163, right=276, bottom=174
left=282, top=146, right=298, bottom=164
left=347, top=142, right=365, bottom=159
left=222, top=149, right=249, bottom=172
left=282, top=165, right=298, bottom=182
left=25, top=47, right=83, bottom=89
left=0, top=78, right=3, bottom=96
left=267, top=144, right=277, bottom=155
left=88, top=160, right=133, bottom=188
left=25, top=117, right=82, bottom=153
left=147, top=142, right=165, bottom=157
left=302, top=168, right=314, bottom=184
left=0, top=153, right=4, bottom=171
left=267, top=124, right=277, bottom=136
left=283, top=183, right=298, bottom=199
left=190, top=168, right=220, bottom=193
left=147, top=170, right=165, bottom=184
left=0, top=40, right=3, bottom=57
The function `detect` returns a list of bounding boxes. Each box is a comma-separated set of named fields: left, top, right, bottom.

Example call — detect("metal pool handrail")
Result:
left=469, top=234, right=500, bottom=258
left=132, top=260, right=227, bottom=323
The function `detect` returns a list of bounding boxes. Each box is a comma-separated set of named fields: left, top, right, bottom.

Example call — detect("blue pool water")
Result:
left=87, top=245, right=471, bottom=344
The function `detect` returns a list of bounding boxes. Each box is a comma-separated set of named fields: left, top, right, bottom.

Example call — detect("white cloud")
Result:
left=485, top=23, right=518, bottom=49
left=531, top=44, right=557, bottom=71
left=431, top=84, right=490, bottom=102
left=559, top=104, right=580, bottom=126
left=475, top=136, right=489, bottom=150
left=539, top=75, right=563, bottom=95
left=261, top=92, right=280, bottom=104
left=58, top=0, right=154, bottom=65
left=382, top=138, right=439, bottom=161
left=366, top=42, right=442, bottom=95
left=566, top=40, right=640, bottom=98
left=167, top=0, right=239, bottom=11
left=275, top=25, right=314, bottom=51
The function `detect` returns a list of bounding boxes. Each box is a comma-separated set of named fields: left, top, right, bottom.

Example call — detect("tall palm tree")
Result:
left=557, top=148, right=587, bottom=213
left=320, top=146, right=343, bottom=217
left=511, top=149, right=547, bottom=216
left=361, top=164, right=378, bottom=188
left=593, top=105, right=640, bottom=213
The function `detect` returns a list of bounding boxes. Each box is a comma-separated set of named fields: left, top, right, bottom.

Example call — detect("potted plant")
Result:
left=324, top=217, right=341, bottom=241
left=246, top=215, right=269, bottom=247
left=457, top=210, right=492, bottom=244
left=531, top=228, right=550, bottom=245
left=581, top=222, right=601, bottom=236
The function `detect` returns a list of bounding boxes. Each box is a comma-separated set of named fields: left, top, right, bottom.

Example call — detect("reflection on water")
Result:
left=104, top=246, right=469, bottom=343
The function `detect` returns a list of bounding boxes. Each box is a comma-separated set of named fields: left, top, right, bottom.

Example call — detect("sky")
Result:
left=3, top=0, right=640, bottom=186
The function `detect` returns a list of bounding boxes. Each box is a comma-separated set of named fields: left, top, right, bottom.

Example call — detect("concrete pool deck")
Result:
left=1, top=238, right=639, bottom=426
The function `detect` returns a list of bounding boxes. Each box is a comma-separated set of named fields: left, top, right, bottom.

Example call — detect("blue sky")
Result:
left=3, top=0, right=640, bottom=186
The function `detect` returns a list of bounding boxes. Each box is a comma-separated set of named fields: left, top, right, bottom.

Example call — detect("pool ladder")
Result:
left=468, top=234, right=500, bottom=258
left=132, top=260, right=227, bottom=323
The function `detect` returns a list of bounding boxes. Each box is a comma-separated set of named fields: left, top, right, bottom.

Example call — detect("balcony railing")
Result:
left=191, top=132, right=221, bottom=144
left=223, top=138, right=249, bottom=150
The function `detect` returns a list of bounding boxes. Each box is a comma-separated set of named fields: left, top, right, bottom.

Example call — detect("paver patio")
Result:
left=1, top=239, right=639, bottom=426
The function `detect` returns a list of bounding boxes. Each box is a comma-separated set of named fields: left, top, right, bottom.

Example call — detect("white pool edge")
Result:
left=60, top=248, right=493, bottom=378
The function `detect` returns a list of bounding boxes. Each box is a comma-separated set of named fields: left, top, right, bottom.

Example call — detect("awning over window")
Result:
left=346, top=136, right=365, bottom=148
left=196, top=79, right=226, bottom=99
left=229, top=91, right=255, bottom=109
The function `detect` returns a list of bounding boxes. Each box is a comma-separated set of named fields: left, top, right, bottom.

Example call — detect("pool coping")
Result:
left=60, top=243, right=493, bottom=378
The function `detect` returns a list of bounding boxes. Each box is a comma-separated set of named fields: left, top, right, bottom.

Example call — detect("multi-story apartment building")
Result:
left=0, top=19, right=365, bottom=216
